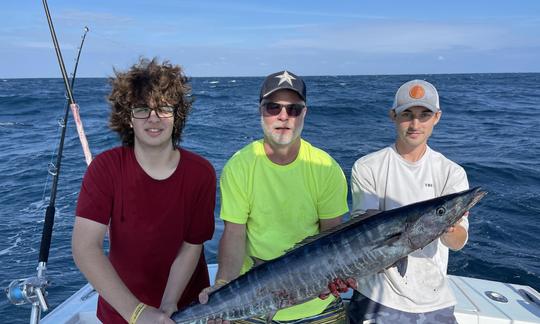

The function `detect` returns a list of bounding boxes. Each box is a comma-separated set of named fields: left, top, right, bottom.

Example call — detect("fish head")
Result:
left=404, top=187, right=486, bottom=250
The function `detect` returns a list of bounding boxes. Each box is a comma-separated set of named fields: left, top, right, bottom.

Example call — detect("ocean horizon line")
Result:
left=2, top=71, right=540, bottom=80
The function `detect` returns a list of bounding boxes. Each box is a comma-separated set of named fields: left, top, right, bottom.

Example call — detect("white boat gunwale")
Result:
left=40, top=264, right=540, bottom=324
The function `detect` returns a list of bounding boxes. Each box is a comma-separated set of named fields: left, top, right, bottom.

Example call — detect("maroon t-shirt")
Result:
left=76, top=146, right=215, bottom=323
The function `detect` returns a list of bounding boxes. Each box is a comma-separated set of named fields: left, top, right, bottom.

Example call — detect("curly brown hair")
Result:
left=108, top=57, right=193, bottom=147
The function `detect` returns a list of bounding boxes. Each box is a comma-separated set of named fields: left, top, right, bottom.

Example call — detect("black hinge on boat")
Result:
left=519, top=289, right=540, bottom=308
left=81, top=289, right=97, bottom=302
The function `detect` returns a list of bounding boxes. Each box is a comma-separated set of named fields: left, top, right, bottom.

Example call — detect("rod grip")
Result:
left=38, top=205, right=55, bottom=263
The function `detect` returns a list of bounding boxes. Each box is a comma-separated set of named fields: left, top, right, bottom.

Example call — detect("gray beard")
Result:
left=260, top=115, right=303, bottom=146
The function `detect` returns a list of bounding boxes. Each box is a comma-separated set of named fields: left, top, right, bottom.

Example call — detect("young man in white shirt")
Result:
left=347, top=80, right=469, bottom=324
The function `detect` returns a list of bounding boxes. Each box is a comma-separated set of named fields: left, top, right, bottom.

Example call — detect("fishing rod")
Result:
left=5, top=2, right=91, bottom=321
left=42, top=0, right=93, bottom=166
left=41, top=24, right=90, bottom=264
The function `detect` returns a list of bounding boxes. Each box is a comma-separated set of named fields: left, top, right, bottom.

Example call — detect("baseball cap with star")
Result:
left=259, top=70, right=306, bottom=102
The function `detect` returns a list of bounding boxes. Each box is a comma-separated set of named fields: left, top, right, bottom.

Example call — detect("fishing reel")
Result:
left=5, top=275, right=50, bottom=311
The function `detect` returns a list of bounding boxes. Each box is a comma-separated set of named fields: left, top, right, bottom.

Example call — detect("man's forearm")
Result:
left=160, top=243, right=202, bottom=312
left=216, top=223, right=246, bottom=282
left=73, top=246, right=138, bottom=321
left=216, top=242, right=245, bottom=282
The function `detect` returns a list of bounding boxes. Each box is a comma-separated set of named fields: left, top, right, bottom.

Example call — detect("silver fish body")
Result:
left=172, top=187, right=486, bottom=323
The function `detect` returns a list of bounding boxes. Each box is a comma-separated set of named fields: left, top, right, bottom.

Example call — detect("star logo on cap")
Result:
left=275, top=71, right=296, bottom=86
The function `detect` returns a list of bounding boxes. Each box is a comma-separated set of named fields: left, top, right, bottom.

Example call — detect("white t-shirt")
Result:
left=350, top=144, right=469, bottom=313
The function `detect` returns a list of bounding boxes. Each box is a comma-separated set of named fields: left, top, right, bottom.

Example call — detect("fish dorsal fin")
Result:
left=284, top=210, right=382, bottom=252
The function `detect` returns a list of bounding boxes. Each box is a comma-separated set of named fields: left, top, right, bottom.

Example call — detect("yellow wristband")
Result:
left=215, top=278, right=229, bottom=286
left=129, top=302, right=147, bottom=324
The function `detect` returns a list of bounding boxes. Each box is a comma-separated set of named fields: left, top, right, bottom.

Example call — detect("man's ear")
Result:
left=433, top=111, right=442, bottom=125
left=389, top=109, right=397, bottom=121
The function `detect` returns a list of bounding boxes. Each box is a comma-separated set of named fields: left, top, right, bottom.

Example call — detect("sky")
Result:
left=1, top=0, right=540, bottom=78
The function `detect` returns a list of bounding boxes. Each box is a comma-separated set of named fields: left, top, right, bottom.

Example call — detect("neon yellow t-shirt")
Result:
left=220, top=139, right=349, bottom=320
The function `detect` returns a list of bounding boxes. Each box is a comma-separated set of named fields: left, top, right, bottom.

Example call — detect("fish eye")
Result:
left=436, top=207, right=446, bottom=216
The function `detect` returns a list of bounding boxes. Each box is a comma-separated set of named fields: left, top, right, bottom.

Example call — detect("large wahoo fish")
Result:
left=172, top=187, right=486, bottom=323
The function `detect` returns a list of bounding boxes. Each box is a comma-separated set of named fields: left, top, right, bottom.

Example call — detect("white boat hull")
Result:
left=41, top=264, right=540, bottom=324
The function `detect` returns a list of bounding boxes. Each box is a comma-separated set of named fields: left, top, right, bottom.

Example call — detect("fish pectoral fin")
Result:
left=266, top=311, right=277, bottom=323
left=396, top=257, right=408, bottom=277
left=384, top=232, right=408, bottom=277
left=388, top=257, right=408, bottom=277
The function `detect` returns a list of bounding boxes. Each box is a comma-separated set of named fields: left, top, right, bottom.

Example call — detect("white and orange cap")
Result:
left=392, top=80, right=440, bottom=114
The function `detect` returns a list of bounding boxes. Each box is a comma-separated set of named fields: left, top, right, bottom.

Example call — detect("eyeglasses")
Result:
left=131, top=106, right=175, bottom=119
left=396, top=111, right=435, bottom=123
left=261, top=102, right=305, bottom=117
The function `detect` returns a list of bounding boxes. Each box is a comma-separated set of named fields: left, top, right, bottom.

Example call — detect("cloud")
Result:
left=15, top=41, right=55, bottom=49
left=236, top=8, right=386, bottom=20
left=269, top=20, right=538, bottom=54
left=55, top=9, right=134, bottom=26
left=224, top=24, right=320, bottom=31
left=3, top=39, right=76, bottom=51
left=173, top=2, right=386, bottom=20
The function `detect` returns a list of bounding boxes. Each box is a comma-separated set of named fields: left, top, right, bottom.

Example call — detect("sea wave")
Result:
left=1, top=74, right=539, bottom=322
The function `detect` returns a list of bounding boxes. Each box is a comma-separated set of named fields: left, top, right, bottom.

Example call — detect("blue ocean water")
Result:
left=0, top=74, right=539, bottom=322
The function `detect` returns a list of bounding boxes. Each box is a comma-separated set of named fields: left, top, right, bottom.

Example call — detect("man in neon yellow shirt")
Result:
left=200, top=70, right=349, bottom=323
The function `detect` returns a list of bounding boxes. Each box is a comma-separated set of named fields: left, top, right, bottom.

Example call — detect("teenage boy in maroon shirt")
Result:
left=72, top=58, right=215, bottom=324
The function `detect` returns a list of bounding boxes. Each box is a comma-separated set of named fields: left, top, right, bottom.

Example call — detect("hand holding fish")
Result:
left=319, top=278, right=358, bottom=299
left=317, top=208, right=379, bottom=300
left=441, top=211, right=469, bottom=251
left=159, top=302, right=178, bottom=317
left=198, top=279, right=231, bottom=324
left=136, top=304, right=175, bottom=324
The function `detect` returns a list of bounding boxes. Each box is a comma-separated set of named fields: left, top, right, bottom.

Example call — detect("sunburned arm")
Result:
left=72, top=216, right=172, bottom=324
left=199, top=221, right=246, bottom=324
left=216, top=221, right=246, bottom=282
left=72, top=216, right=139, bottom=320
left=199, top=221, right=246, bottom=304
left=441, top=215, right=468, bottom=251
left=160, top=242, right=203, bottom=316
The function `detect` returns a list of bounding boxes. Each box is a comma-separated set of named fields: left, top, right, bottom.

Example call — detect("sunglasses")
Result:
left=262, top=102, right=305, bottom=117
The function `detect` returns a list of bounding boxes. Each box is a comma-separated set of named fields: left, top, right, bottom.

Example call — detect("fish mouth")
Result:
left=466, top=187, right=488, bottom=210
